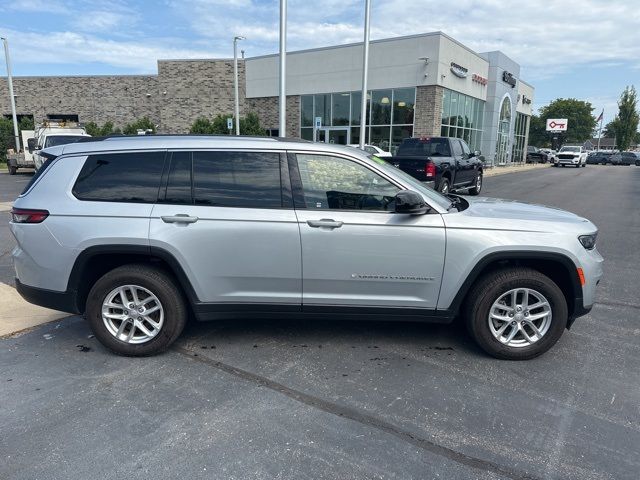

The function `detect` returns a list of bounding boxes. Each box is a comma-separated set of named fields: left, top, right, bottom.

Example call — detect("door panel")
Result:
left=295, top=210, right=446, bottom=307
left=150, top=205, right=301, bottom=304
left=149, top=150, right=302, bottom=305
left=292, top=152, right=446, bottom=308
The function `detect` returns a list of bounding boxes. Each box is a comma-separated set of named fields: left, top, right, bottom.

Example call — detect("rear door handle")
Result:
left=161, top=214, right=199, bottom=224
left=307, top=219, right=343, bottom=229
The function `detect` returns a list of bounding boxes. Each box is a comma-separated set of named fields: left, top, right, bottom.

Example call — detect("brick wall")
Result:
left=0, top=75, right=159, bottom=129
left=157, top=59, right=245, bottom=133
left=414, top=85, right=443, bottom=136
left=246, top=95, right=300, bottom=137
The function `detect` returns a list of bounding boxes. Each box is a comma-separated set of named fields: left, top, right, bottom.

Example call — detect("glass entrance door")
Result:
left=319, top=128, right=349, bottom=145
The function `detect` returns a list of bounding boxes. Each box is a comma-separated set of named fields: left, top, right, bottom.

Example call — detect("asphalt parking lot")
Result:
left=1, top=165, right=639, bottom=480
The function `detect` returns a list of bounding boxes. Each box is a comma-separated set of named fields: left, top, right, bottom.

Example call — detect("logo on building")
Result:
left=521, top=95, right=532, bottom=105
left=450, top=62, right=468, bottom=78
left=502, top=71, right=517, bottom=88
left=472, top=73, right=488, bottom=85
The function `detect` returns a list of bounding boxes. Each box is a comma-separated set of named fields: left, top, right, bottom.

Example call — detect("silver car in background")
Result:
left=10, top=136, right=603, bottom=360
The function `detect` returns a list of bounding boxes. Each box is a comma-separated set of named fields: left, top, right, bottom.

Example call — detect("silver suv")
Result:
left=10, top=136, right=603, bottom=359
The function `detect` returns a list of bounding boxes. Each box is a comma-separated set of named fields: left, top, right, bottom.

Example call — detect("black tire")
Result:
left=561, top=164, right=565, bottom=167
left=463, top=267, right=568, bottom=360
left=438, top=177, right=451, bottom=194
left=8, top=165, right=17, bottom=175
left=468, top=171, right=482, bottom=196
left=85, top=264, right=187, bottom=356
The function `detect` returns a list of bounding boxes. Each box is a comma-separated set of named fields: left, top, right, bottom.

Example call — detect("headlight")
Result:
left=578, top=233, right=597, bottom=250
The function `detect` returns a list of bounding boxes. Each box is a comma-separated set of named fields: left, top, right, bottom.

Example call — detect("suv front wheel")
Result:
left=85, top=264, right=187, bottom=356
left=464, top=268, right=568, bottom=360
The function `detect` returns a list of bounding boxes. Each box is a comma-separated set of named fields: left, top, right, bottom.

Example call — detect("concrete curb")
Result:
left=0, top=282, right=68, bottom=337
left=484, top=164, right=552, bottom=178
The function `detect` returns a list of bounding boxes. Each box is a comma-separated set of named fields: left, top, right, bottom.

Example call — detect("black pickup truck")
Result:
left=390, top=136, right=483, bottom=195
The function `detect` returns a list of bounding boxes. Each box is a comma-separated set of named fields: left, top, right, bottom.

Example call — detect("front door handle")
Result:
left=307, top=219, right=343, bottom=229
left=161, top=214, right=199, bottom=224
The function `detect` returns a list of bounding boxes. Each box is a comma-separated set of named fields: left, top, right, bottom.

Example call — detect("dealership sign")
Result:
left=472, top=73, right=488, bottom=85
left=450, top=62, right=468, bottom=78
left=546, top=119, right=568, bottom=132
left=502, top=71, right=517, bottom=88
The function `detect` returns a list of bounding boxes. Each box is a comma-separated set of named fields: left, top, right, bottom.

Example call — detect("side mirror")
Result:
left=473, top=150, right=481, bottom=158
left=394, top=190, right=429, bottom=215
left=27, top=138, right=37, bottom=153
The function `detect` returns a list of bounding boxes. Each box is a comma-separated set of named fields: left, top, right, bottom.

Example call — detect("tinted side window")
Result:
left=193, top=151, right=282, bottom=208
left=73, top=152, right=165, bottom=203
left=460, top=140, right=471, bottom=156
left=452, top=140, right=463, bottom=156
left=164, top=151, right=192, bottom=204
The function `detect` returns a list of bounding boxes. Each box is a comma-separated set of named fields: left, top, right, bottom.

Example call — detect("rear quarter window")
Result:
left=72, top=151, right=166, bottom=203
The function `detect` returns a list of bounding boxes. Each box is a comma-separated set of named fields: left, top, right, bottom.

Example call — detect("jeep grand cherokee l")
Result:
left=10, top=136, right=603, bottom=360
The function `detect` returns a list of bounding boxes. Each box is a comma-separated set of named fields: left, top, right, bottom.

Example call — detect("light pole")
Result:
left=1, top=37, right=20, bottom=153
left=278, top=0, right=287, bottom=137
left=359, top=0, right=371, bottom=149
left=233, top=35, right=245, bottom=136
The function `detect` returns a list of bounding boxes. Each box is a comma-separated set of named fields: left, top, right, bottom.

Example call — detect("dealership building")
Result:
left=1, top=32, right=534, bottom=163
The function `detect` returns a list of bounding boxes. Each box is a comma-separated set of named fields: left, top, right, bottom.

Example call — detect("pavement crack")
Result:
left=174, top=346, right=541, bottom=480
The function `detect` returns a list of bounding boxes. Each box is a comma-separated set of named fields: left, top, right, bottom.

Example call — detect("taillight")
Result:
left=10, top=208, right=49, bottom=224
left=425, top=162, right=436, bottom=178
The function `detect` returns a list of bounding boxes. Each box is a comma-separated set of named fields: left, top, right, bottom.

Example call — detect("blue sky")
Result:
left=1, top=0, right=638, bottom=125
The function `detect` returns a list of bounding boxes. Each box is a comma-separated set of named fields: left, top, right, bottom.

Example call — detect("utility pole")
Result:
left=358, top=0, right=371, bottom=149
left=233, top=35, right=245, bottom=136
left=1, top=37, right=20, bottom=153
left=278, top=0, right=287, bottom=137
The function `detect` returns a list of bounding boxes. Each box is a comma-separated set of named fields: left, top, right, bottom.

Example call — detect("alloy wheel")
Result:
left=101, top=285, right=165, bottom=344
left=488, top=288, right=552, bottom=348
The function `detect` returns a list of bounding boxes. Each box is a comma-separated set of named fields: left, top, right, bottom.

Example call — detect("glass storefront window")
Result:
left=299, top=88, right=414, bottom=149
left=392, top=88, right=415, bottom=125
left=301, top=95, right=313, bottom=127
left=442, top=90, right=450, bottom=126
left=332, top=92, right=350, bottom=126
left=440, top=88, right=485, bottom=153
left=370, top=126, right=391, bottom=150
left=314, top=94, right=330, bottom=127
left=371, top=89, right=392, bottom=125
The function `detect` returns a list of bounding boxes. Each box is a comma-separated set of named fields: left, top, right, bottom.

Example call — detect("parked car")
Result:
left=10, top=135, right=603, bottom=360
left=633, top=152, right=640, bottom=166
left=391, top=136, right=483, bottom=195
left=610, top=152, right=638, bottom=166
left=586, top=151, right=612, bottom=164
left=526, top=146, right=549, bottom=163
left=348, top=144, right=392, bottom=158
left=555, top=146, right=587, bottom=167
left=539, top=148, right=556, bottom=163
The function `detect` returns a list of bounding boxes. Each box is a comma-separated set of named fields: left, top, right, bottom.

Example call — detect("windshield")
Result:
left=396, top=137, right=451, bottom=157
left=368, top=155, right=452, bottom=211
left=44, top=135, right=86, bottom=148
left=560, top=146, right=581, bottom=152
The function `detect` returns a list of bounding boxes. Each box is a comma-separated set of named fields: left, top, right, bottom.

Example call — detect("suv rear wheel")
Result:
left=464, top=268, right=568, bottom=360
left=85, top=264, right=187, bottom=356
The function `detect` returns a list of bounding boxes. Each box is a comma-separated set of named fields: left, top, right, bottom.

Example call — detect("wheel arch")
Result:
left=448, top=251, right=582, bottom=321
left=67, top=245, right=198, bottom=314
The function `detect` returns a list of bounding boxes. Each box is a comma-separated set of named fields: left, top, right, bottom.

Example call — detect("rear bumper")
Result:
left=15, top=278, right=80, bottom=314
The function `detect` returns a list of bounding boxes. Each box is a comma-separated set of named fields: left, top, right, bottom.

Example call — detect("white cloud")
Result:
left=0, top=27, right=216, bottom=71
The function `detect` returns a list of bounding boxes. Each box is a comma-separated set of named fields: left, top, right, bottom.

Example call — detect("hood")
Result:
left=459, top=196, right=592, bottom=226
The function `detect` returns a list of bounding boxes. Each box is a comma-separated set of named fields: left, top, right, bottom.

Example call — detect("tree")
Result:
left=0, top=117, right=14, bottom=162
left=602, top=120, right=616, bottom=138
left=189, top=113, right=265, bottom=136
left=85, top=121, right=118, bottom=137
left=527, top=114, right=548, bottom=147
left=537, top=98, right=596, bottom=144
left=123, top=116, right=156, bottom=135
left=611, top=86, right=639, bottom=151
left=18, top=116, right=34, bottom=131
